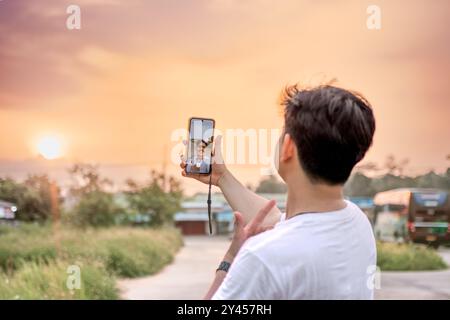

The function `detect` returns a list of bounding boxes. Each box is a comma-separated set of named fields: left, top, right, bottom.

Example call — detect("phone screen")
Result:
left=186, top=118, right=215, bottom=175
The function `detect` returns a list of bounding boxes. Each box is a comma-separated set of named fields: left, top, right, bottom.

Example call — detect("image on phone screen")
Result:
left=186, top=118, right=215, bottom=175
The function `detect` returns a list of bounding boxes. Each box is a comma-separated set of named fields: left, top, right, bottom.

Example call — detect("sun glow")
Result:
left=36, top=135, right=64, bottom=160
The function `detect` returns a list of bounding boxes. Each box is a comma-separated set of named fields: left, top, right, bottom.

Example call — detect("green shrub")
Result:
left=71, top=191, right=123, bottom=228
left=92, top=228, right=181, bottom=277
left=0, top=260, right=118, bottom=300
left=0, top=225, right=57, bottom=272
left=103, top=239, right=173, bottom=277
left=377, top=241, right=448, bottom=271
left=0, top=225, right=183, bottom=299
left=0, top=225, right=182, bottom=275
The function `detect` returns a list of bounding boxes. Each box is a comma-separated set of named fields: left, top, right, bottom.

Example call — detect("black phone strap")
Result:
left=207, top=174, right=212, bottom=234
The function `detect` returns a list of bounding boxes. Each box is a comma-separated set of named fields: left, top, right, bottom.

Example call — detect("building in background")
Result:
left=175, top=193, right=377, bottom=236
left=174, top=199, right=225, bottom=235
left=174, top=193, right=286, bottom=235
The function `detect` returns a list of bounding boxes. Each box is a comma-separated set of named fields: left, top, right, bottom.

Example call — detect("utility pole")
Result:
left=50, top=180, right=61, bottom=255
left=162, top=144, right=168, bottom=191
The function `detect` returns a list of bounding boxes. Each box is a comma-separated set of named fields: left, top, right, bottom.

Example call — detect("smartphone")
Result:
left=185, top=117, right=215, bottom=175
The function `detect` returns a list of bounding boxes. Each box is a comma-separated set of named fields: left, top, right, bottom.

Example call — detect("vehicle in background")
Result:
left=0, top=200, right=17, bottom=226
left=373, top=188, right=450, bottom=248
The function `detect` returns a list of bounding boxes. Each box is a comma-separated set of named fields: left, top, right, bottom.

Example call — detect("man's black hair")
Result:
left=281, top=84, right=376, bottom=185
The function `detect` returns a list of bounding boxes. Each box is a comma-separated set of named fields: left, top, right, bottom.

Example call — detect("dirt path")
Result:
left=118, top=236, right=230, bottom=300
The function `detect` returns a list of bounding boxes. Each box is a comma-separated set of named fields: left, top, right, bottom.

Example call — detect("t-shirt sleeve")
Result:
left=212, top=248, right=280, bottom=300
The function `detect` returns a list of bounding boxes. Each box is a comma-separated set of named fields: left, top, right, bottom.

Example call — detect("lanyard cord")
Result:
left=207, top=173, right=212, bottom=235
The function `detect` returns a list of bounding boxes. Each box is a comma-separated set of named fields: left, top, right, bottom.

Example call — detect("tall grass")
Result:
left=377, top=242, right=447, bottom=271
left=0, top=260, right=118, bottom=299
left=0, top=225, right=183, bottom=299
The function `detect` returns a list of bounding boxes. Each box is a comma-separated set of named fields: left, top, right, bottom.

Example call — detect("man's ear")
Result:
left=280, top=133, right=295, bottom=162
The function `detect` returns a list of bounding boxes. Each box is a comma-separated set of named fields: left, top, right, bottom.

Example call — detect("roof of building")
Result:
left=347, top=197, right=374, bottom=209
left=181, top=201, right=225, bottom=210
left=174, top=212, right=209, bottom=222
left=0, top=200, right=16, bottom=207
left=188, top=192, right=287, bottom=210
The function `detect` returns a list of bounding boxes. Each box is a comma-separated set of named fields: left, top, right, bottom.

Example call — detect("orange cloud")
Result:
left=0, top=0, right=449, bottom=187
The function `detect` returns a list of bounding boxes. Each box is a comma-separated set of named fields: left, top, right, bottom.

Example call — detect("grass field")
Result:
left=0, top=224, right=183, bottom=299
left=377, top=241, right=447, bottom=271
left=0, top=223, right=447, bottom=299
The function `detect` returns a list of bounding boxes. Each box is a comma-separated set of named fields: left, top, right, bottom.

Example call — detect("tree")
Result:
left=72, top=190, right=121, bottom=227
left=354, top=161, right=380, bottom=175
left=0, top=175, right=55, bottom=222
left=23, top=174, right=55, bottom=219
left=68, top=163, right=122, bottom=227
left=344, top=168, right=450, bottom=198
left=371, top=173, right=414, bottom=193
left=125, top=170, right=182, bottom=227
left=255, top=175, right=287, bottom=194
left=446, top=168, right=450, bottom=189
left=344, top=172, right=376, bottom=197
left=415, top=171, right=448, bottom=189
left=68, top=163, right=112, bottom=197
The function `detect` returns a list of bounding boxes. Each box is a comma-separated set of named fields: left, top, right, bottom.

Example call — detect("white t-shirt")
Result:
left=213, top=200, right=376, bottom=300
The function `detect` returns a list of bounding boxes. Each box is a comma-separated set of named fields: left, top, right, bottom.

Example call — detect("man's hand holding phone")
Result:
left=180, top=118, right=281, bottom=228
left=180, top=135, right=229, bottom=187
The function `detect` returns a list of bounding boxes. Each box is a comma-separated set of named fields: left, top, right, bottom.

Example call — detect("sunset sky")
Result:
left=1, top=0, right=449, bottom=192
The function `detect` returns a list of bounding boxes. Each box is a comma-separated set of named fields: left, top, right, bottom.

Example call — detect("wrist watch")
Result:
left=216, top=261, right=231, bottom=273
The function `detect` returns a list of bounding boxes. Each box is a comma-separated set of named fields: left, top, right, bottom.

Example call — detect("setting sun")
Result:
left=36, top=136, right=64, bottom=160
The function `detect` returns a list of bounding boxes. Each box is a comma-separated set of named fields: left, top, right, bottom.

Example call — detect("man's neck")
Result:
left=285, top=179, right=346, bottom=219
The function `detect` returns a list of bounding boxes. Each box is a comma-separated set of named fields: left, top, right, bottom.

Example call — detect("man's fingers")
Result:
left=179, top=152, right=187, bottom=169
left=182, top=171, right=198, bottom=178
left=182, top=171, right=210, bottom=183
left=247, top=200, right=276, bottom=232
left=181, top=171, right=200, bottom=179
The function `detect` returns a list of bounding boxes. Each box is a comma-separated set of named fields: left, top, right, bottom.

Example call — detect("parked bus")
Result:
left=373, top=188, right=450, bottom=248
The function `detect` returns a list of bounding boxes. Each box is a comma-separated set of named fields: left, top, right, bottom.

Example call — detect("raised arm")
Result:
left=180, top=135, right=281, bottom=226
left=217, top=169, right=281, bottom=226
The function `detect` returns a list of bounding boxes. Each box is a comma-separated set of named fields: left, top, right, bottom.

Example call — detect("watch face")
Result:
left=218, top=261, right=231, bottom=272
